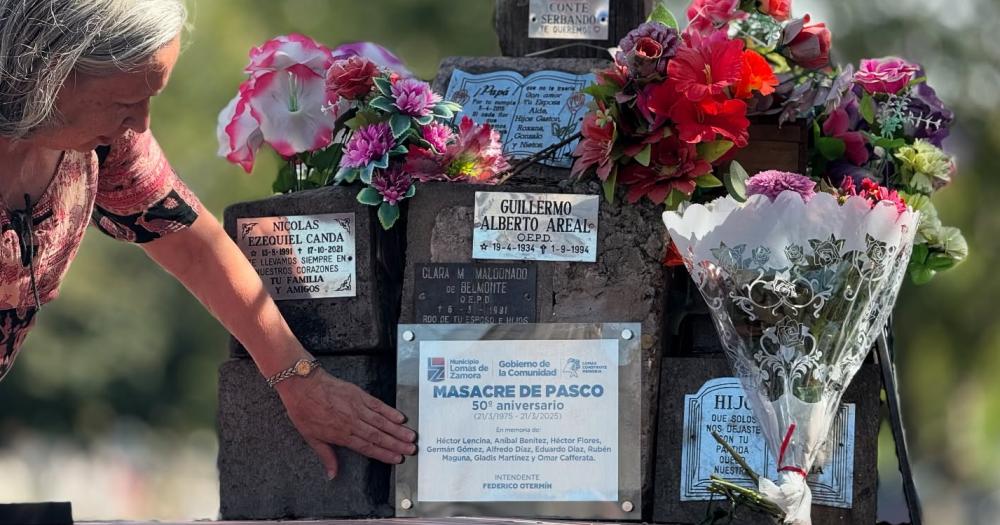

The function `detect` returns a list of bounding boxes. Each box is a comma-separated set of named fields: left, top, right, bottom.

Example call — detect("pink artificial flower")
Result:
left=667, top=30, right=744, bottom=101
left=421, top=121, right=455, bottom=153
left=822, top=104, right=870, bottom=165
left=666, top=92, right=751, bottom=147
left=246, top=33, right=333, bottom=77
left=759, top=0, right=792, bottom=21
left=841, top=177, right=907, bottom=213
left=407, top=117, right=509, bottom=183
left=571, top=109, right=617, bottom=181
left=371, top=164, right=413, bottom=205
left=747, top=170, right=816, bottom=201
left=686, top=0, right=747, bottom=34
left=247, top=64, right=339, bottom=156
left=342, top=122, right=394, bottom=168
left=326, top=55, right=378, bottom=102
left=332, top=42, right=412, bottom=77
left=391, top=77, right=442, bottom=117
left=786, top=15, right=831, bottom=70
left=855, top=57, right=920, bottom=95
left=217, top=83, right=264, bottom=173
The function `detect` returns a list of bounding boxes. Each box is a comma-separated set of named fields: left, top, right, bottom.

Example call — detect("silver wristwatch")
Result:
left=266, top=358, right=321, bottom=388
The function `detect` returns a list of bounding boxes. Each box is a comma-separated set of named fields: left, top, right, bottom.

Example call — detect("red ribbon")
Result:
left=777, top=423, right=809, bottom=478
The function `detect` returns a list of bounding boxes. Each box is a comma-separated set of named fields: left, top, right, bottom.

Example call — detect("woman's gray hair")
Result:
left=0, top=0, right=188, bottom=139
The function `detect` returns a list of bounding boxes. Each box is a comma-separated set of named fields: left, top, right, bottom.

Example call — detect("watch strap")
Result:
left=266, top=359, right=320, bottom=388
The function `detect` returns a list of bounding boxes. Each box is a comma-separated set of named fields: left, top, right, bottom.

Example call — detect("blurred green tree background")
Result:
left=0, top=0, right=996, bottom=522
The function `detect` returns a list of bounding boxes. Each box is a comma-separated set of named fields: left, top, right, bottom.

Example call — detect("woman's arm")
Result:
left=140, top=202, right=416, bottom=479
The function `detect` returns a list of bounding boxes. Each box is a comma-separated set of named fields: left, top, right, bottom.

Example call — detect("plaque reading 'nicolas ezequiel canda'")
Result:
left=236, top=213, right=356, bottom=300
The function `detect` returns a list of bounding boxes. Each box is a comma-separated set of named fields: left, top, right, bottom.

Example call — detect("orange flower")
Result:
left=735, top=49, right=778, bottom=99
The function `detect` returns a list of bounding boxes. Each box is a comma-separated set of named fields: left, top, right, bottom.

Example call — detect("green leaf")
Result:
left=356, top=187, right=383, bottom=206
left=696, top=140, right=734, bottom=164
left=360, top=164, right=375, bottom=185
left=926, top=253, right=957, bottom=271
left=724, top=161, right=749, bottom=202
left=390, top=144, right=409, bottom=156
left=860, top=93, right=876, bottom=125
left=390, top=113, right=411, bottom=138
left=404, top=183, right=416, bottom=198
left=647, top=1, right=678, bottom=29
left=369, top=96, right=395, bottom=113
left=695, top=173, right=724, bottom=188
left=432, top=104, right=454, bottom=119
left=372, top=153, right=390, bottom=169
left=377, top=202, right=401, bottom=229
left=334, top=166, right=359, bottom=184
left=272, top=163, right=296, bottom=193
left=634, top=144, right=652, bottom=167
left=602, top=167, right=618, bottom=204
left=909, top=265, right=935, bottom=285
left=415, top=114, right=435, bottom=126
left=815, top=137, right=846, bottom=160
left=664, top=189, right=688, bottom=210
left=583, top=82, right=619, bottom=101
left=373, top=77, right=392, bottom=96
left=308, top=145, right=343, bottom=170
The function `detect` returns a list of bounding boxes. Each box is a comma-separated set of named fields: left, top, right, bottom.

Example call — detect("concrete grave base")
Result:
left=217, top=356, right=397, bottom=520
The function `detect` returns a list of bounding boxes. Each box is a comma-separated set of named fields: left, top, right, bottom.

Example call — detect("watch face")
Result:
left=294, top=360, right=313, bottom=376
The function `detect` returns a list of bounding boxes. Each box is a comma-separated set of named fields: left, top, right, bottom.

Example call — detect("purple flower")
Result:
left=906, top=69, right=954, bottom=147
left=855, top=57, right=920, bottom=95
left=616, top=22, right=679, bottom=77
left=342, top=122, right=393, bottom=167
left=421, top=121, right=454, bottom=153
left=371, top=164, right=412, bottom=205
left=747, top=170, right=817, bottom=201
left=391, top=78, right=442, bottom=117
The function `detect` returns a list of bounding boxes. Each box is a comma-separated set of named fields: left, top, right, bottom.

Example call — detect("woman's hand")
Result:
left=275, top=369, right=417, bottom=479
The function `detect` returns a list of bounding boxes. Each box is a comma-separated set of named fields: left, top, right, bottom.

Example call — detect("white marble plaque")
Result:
left=679, top=378, right=855, bottom=508
left=444, top=69, right=593, bottom=168
left=236, top=213, right=356, bottom=300
left=528, top=0, right=610, bottom=40
left=473, top=192, right=598, bottom=262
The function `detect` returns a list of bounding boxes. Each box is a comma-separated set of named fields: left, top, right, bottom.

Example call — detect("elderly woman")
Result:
left=0, top=0, right=415, bottom=478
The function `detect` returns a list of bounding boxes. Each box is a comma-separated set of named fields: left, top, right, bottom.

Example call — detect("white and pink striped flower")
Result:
left=246, top=33, right=333, bottom=77
left=247, top=63, right=339, bottom=157
left=216, top=82, right=264, bottom=173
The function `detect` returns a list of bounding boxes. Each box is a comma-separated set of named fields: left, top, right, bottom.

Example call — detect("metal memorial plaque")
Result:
left=414, top=263, right=537, bottom=324
left=396, top=323, right=642, bottom=520
left=235, top=213, right=356, bottom=300
left=473, top=192, right=598, bottom=262
left=444, top=69, right=593, bottom=168
left=680, top=378, right=856, bottom=508
left=528, top=0, right=610, bottom=40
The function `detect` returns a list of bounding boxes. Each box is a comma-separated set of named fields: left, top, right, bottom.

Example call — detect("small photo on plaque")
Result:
left=396, top=323, right=642, bottom=520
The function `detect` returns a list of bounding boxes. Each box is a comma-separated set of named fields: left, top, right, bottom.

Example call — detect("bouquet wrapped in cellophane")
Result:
left=664, top=173, right=918, bottom=523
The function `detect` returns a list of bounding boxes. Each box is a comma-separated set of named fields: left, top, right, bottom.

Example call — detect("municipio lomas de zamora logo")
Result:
left=427, top=357, right=446, bottom=382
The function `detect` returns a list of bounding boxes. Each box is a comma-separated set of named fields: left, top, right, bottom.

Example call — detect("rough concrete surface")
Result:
left=217, top=356, right=396, bottom=520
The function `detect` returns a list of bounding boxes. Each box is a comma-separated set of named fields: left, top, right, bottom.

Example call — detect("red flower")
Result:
left=822, top=106, right=870, bottom=165
left=841, top=177, right=907, bottom=213
left=325, top=55, right=377, bottom=101
left=686, top=0, right=747, bottom=34
left=571, top=110, right=617, bottom=181
left=598, top=61, right=629, bottom=89
left=667, top=30, right=744, bottom=101
left=734, top=49, right=779, bottom=99
left=759, top=0, right=792, bottom=21
left=619, top=134, right=712, bottom=204
left=663, top=241, right=685, bottom=267
left=670, top=95, right=750, bottom=147
left=786, top=15, right=831, bottom=70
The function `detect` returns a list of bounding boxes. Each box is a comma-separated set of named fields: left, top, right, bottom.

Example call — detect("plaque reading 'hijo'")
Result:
left=473, top=192, right=598, bottom=262
left=415, top=263, right=537, bottom=324
left=444, top=69, right=593, bottom=168
left=528, top=0, right=610, bottom=40
left=236, top=213, right=356, bottom=300
left=680, top=378, right=856, bottom=508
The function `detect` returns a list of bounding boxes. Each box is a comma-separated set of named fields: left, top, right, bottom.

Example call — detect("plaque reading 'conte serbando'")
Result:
left=236, top=213, right=356, bottom=300
left=473, top=191, right=598, bottom=262
left=444, top=69, right=593, bottom=168
left=415, top=263, right=537, bottom=324
left=680, top=378, right=856, bottom=508
left=528, top=0, right=610, bottom=40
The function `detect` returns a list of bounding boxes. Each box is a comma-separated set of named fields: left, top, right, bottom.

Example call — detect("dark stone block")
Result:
left=400, top=179, right=669, bottom=518
left=223, top=186, right=404, bottom=356
left=217, top=356, right=396, bottom=520
left=653, top=356, right=880, bottom=524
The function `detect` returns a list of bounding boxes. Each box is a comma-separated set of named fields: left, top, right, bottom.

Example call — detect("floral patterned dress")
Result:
left=0, top=130, right=200, bottom=381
